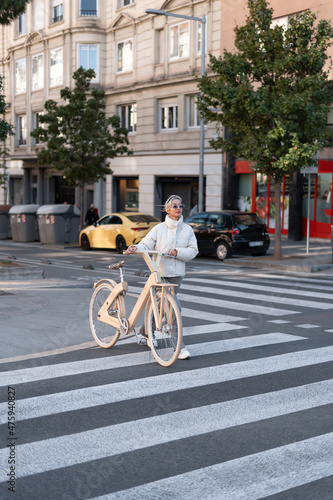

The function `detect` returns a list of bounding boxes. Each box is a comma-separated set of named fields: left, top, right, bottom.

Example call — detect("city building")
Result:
left=221, top=0, right=333, bottom=240
left=1, top=0, right=332, bottom=238
left=0, top=0, right=222, bottom=221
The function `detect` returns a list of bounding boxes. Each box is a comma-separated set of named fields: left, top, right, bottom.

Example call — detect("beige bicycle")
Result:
left=89, top=251, right=183, bottom=367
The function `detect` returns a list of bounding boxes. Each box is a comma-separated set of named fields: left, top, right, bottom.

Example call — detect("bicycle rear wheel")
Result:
left=89, top=282, right=125, bottom=348
left=145, top=292, right=182, bottom=367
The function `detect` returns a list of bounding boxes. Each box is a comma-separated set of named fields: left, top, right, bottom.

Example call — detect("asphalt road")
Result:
left=1, top=241, right=333, bottom=499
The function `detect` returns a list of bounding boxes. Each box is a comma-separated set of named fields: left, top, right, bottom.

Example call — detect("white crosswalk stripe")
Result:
left=1, top=272, right=333, bottom=498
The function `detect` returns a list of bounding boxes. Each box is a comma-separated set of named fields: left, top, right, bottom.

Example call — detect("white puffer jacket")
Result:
left=135, top=215, right=198, bottom=277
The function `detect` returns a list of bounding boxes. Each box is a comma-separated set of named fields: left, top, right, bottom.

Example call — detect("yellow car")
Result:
left=79, top=212, right=161, bottom=253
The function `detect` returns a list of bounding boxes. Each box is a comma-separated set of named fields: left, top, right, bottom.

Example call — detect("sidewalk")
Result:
left=224, top=236, right=333, bottom=274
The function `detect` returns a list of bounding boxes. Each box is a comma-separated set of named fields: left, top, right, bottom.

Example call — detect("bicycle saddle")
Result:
left=109, top=261, right=125, bottom=270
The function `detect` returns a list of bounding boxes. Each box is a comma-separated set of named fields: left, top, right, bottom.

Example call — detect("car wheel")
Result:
left=116, top=235, right=127, bottom=254
left=215, top=241, right=231, bottom=261
left=81, top=234, right=90, bottom=251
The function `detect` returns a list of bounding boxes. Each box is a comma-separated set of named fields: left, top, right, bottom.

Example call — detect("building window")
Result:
left=32, top=112, right=43, bottom=145
left=32, top=54, right=44, bottom=91
left=159, top=100, right=178, bottom=131
left=15, top=58, right=26, bottom=94
left=52, top=1, right=63, bottom=23
left=17, top=12, right=26, bottom=36
left=117, top=0, right=135, bottom=7
left=117, top=104, right=137, bottom=133
left=78, top=44, right=99, bottom=81
left=169, top=22, right=189, bottom=60
left=79, top=0, right=97, bottom=17
left=187, top=95, right=200, bottom=128
left=17, top=116, right=27, bottom=146
left=271, top=15, right=289, bottom=30
left=117, top=39, right=133, bottom=73
left=50, top=47, right=63, bottom=87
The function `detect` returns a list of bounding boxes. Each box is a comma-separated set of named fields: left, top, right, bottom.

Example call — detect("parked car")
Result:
left=185, top=211, right=270, bottom=260
left=79, top=212, right=161, bottom=252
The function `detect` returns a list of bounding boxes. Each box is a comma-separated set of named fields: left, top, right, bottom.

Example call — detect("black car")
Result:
left=185, top=211, right=270, bottom=260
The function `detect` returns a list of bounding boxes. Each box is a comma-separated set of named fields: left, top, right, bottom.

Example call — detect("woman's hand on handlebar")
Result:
left=125, top=245, right=137, bottom=255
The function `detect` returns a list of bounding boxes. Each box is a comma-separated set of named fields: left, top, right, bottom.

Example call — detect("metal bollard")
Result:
left=331, top=225, right=333, bottom=263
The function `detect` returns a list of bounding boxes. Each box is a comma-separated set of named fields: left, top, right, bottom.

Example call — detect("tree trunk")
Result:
left=274, top=177, right=282, bottom=260
left=79, top=182, right=84, bottom=231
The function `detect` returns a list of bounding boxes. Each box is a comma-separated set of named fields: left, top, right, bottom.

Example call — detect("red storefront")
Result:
left=235, top=160, right=333, bottom=239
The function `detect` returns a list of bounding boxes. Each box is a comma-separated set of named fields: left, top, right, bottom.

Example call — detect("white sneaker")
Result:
left=137, top=333, right=148, bottom=345
left=178, top=349, right=191, bottom=360
left=147, top=335, right=158, bottom=348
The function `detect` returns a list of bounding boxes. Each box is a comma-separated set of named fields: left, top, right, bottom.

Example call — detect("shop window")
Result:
left=238, top=174, right=253, bottom=212
left=125, top=179, right=139, bottom=211
left=315, top=173, right=332, bottom=223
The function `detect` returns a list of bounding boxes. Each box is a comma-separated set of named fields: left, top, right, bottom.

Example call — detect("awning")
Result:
left=235, top=160, right=333, bottom=174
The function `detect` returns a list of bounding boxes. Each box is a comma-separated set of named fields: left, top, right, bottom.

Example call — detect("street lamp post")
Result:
left=145, top=8, right=206, bottom=213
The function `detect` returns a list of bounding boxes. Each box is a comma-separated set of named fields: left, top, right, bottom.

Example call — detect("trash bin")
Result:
left=37, top=204, right=81, bottom=245
left=0, top=205, right=11, bottom=239
left=9, top=204, right=40, bottom=242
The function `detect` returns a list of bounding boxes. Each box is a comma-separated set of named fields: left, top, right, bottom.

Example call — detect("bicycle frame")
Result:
left=95, top=251, right=177, bottom=334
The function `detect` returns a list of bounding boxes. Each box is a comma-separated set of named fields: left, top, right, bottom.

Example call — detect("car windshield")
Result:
left=233, top=213, right=265, bottom=226
left=126, top=214, right=160, bottom=223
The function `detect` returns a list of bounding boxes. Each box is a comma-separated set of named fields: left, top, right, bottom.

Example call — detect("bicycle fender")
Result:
left=93, top=278, right=117, bottom=289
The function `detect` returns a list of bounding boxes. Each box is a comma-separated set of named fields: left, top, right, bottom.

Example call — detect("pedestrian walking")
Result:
left=127, top=195, right=198, bottom=359
left=85, top=204, right=99, bottom=226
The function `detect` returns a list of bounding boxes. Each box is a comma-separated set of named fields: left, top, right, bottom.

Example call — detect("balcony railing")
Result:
left=79, top=10, right=97, bottom=17
left=18, top=138, right=26, bottom=146
left=52, top=14, right=63, bottom=23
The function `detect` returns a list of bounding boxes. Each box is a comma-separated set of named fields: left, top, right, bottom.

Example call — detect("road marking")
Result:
left=98, top=433, right=333, bottom=500
left=1, top=333, right=306, bottom=423
left=181, top=283, right=333, bottom=310
left=1, top=379, right=333, bottom=481
left=185, top=277, right=333, bottom=300
left=179, top=292, right=299, bottom=316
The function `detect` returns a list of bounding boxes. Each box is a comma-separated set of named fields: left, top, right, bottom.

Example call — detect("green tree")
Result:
left=0, top=0, right=30, bottom=25
left=31, top=67, right=132, bottom=227
left=198, top=0, right=333, bottom=259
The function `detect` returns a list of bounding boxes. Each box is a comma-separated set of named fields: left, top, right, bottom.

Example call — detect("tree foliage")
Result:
left=0, top=0, right=30, bottom=25
left=198, top=0, right=333, bottom=258
left=31, top=67, right=132, bottom=223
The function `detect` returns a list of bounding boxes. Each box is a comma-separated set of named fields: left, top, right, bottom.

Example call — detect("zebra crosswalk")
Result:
left=1, top=271, right=333, bottom=499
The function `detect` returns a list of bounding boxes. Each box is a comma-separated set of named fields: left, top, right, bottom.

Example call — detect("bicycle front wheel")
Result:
left=145, top=292, right=182, bottom=367
left=89, top=282, right=125, bottom=348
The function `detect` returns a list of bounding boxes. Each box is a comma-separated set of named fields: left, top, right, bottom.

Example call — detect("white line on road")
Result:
left=0, top=333, right=306, bottom=423
left=97, top=432, right=333, bottom=500
left=1, top=378, right=333, bottom=481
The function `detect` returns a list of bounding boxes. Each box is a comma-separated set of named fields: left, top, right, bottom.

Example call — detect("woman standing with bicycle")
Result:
left=127, top=195, right=198, bottom=359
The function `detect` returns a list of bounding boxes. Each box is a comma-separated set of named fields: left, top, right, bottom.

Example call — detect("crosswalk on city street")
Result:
left=1, top=272, right=333, bottom=499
